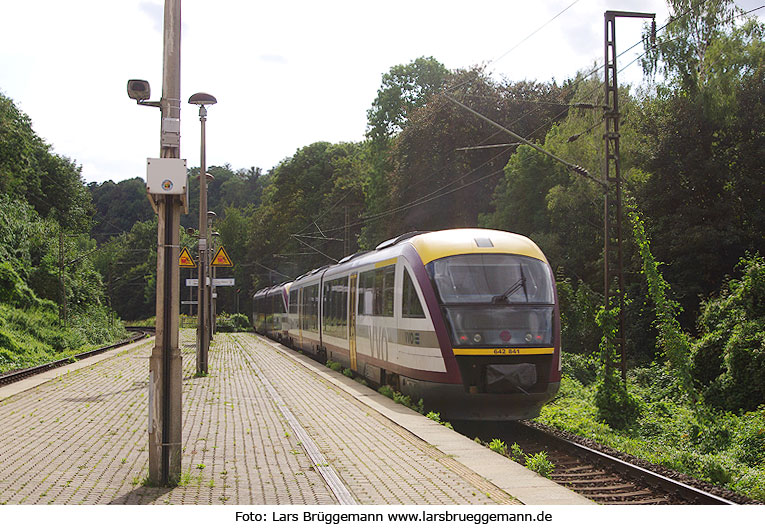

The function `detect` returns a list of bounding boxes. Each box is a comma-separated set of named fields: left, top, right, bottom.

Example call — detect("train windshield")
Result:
left=427, top=254, right=555, bottom=347
left=427, top=254, right=553, bottom=305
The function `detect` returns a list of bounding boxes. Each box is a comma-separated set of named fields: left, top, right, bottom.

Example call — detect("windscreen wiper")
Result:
left=492, top=265, right=528, bottom=304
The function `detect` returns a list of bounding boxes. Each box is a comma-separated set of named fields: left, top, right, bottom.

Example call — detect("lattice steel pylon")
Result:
left=603, top=11, right=655, bottom=380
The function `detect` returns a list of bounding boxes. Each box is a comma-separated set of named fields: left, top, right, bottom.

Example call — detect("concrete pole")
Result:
left=149, top=0, right=183, bottom=486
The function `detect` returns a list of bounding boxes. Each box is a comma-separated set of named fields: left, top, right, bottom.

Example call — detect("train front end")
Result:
left=404, top=229, right=561, bottom=420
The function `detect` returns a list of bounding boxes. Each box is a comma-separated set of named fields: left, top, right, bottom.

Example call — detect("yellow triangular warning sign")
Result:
left=210, top=246, right=233, bottom=267
left=179, top=247, right=196, bottom=268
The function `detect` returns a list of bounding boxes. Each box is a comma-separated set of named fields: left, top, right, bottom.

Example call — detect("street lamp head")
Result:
left=188, top=92, right=217, bottom=106
left=207, top=211, right=216, bottom=218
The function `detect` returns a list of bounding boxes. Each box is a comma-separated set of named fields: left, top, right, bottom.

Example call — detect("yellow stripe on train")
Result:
left=453, top=347, right=554, bottom=356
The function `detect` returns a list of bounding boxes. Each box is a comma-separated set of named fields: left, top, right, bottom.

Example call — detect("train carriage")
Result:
left=255, top=228, right=561, bottom=420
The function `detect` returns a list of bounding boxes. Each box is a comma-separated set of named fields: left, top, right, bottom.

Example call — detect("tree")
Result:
left=366, top=67, right=573, bottom=243
left=88, top=178, right=154, bottom=243
left=366, top=56, right=449, bottom=142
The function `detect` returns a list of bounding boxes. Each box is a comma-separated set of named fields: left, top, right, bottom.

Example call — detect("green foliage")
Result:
left=342, top=368, right=353, bottom=378
left=0, top=261, right=47, bottom=309
left=326, top=360, right=343, bottom=372
left=557, top=278, right=601, bottom=357
left=87, top=178, right=154, bottom=243
left=366, top=56, right=449, bottom=142
left=215, top=313, right=250, bottom=332
left=628, top=204, right=697, bottom=403
left=692, top=254, right=765, bottom=411
left=377, top=384, right=394, bottom=399
left=393, top=392, right=425, bottom=415
left=488, top=439, right=507, bottom=455
left=732, top=407, right=765, bottom=466
left=524, top=452, right=555, bottom=478
left=510, top=443, right=525, bottom=463
left=560, top=350, right=598, bottom=386
left=426, top=411, right=453, bottom=430
left=375, top=384, right=424, bottom=414
left=594, top=307, right=642, bottom=429
left=538, top=376, right=765, bottom=500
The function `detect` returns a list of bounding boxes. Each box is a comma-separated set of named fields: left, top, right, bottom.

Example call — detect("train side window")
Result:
left=372, top=265, right=395, bottom=317
left=359, top=270, right=375, bottom=315
left=301, top=284, right=319, bottom=332
left=323, top=277, right=348, bottom=338
left=402, top=269, right=425, bottom=318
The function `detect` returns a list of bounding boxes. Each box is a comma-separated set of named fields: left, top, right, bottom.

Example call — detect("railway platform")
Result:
left=0, top=331, right=590, bottom=505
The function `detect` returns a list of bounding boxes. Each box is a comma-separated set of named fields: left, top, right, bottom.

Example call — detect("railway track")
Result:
left=454, top=420, right=749, bottom=505
left=0, top=329, right=150, bottom=387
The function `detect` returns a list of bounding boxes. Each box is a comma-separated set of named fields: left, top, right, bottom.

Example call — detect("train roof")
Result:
left=408, top=228, right=547, bottom=265
left=284, top=228, right=549, bottom=290
left=293, top=228, right=548, bottom=284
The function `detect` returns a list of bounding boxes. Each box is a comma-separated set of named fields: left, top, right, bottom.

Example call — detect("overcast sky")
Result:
left=0, top=1, right=761, bottom=184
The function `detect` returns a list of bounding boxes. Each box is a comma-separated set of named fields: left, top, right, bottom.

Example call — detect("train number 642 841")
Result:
left=493, top=348, right=521, bottom=355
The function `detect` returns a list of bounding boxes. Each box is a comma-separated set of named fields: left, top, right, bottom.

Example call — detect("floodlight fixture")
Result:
left=127, top=79, right=160, bottom=107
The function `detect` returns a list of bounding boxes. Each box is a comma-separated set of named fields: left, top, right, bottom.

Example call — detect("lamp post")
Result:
left=189, top=92, right=216, bottom=375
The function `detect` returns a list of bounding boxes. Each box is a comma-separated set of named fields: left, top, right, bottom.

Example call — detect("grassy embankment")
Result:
left=533, top=360, right=765, bottom=502
left=0, top=263, right=126, bottom=374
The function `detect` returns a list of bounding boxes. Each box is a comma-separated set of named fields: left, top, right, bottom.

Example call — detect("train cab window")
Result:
left=402, top=269, right=425, bottom=318
left=427, top=254, right=555, bottom=347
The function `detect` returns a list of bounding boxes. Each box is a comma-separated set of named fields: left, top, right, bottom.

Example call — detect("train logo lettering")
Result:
left=370, top=324, right=389, bottom=361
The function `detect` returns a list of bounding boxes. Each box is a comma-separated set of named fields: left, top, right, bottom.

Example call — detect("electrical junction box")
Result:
left=146, top=158, right=189, bottom=211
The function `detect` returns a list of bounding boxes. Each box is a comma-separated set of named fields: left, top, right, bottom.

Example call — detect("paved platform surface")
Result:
left=0, top=331, right=590, bottom=505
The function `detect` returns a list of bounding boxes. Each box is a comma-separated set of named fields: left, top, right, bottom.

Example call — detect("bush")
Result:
left=510, top=443, right=525, bottom=463
left=488, top=439, right=507, bottom=455
left=557, top=278, right=601, bottom=356
left=732, top=406, right=765, bottom=466
left=326, top=360, right=342, bottom=372
left=693, top=254, right=765, bottom=412
left=525, top=451, right=555, bottom=478
left=560, top=350, right=597, bottom=386
left=377, top=385, right=394, bottom=399
left=216, top=313, right=251, bottom=332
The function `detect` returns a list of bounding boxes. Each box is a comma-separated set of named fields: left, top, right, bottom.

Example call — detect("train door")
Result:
left=349, top=273, right=358, bottom=371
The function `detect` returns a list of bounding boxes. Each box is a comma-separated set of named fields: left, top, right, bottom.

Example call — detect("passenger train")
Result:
left=253, top=228, right=561, bottom=420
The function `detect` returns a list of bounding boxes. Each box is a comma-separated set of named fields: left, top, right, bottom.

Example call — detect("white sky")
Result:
left=0, top=0, right=761, bottom=184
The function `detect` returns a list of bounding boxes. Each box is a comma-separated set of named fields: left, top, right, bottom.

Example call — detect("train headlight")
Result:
left=473, top=333, right=482, bottom=343
left=525, top=333, right=533, bottom=343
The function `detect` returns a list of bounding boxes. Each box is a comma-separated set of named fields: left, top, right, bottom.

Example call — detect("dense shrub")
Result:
left=560, top=350, right=597, bottom=386
left=557, top=278, right=601, bottom=356
left=216, top=312, right=251, bottom=332
left=594, top=307, right=642, bottom=429
left=693, top=254, right=765, bottom=411
left=732, top=406, right=765, bottom=466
